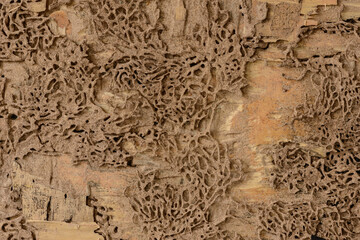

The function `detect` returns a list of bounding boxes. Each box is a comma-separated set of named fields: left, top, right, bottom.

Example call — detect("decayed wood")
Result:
left=12, top=49, right=309, bottom=240
left=4, top=0, right=359, bottom=239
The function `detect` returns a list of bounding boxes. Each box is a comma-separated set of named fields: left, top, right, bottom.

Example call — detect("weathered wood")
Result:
left=1, top=0, right=360, bottom=239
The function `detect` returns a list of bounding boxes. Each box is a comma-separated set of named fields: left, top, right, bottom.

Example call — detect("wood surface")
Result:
left=5, top=0, right=360, bottom=239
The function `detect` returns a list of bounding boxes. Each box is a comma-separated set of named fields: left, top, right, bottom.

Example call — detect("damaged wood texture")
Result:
left=0, top=0, right=360, bottom=240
